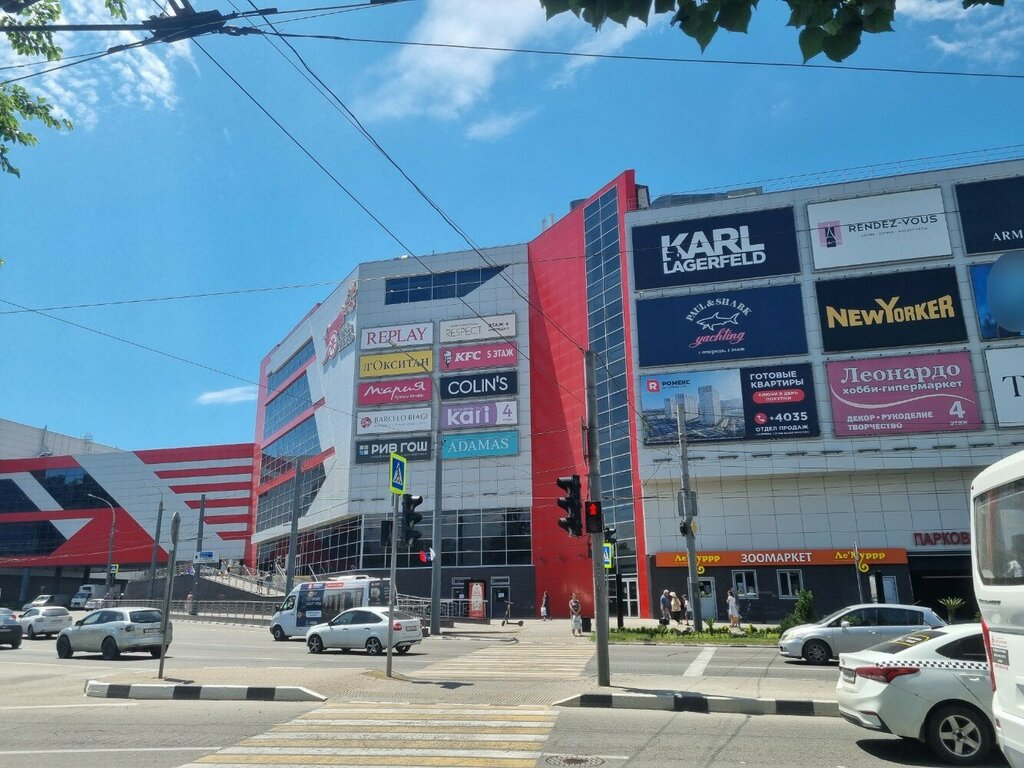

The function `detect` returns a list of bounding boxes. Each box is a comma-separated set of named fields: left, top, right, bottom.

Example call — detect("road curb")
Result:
left=555, top=691, right=839, bottom=717
left=84, top=679, right=326, bottom=702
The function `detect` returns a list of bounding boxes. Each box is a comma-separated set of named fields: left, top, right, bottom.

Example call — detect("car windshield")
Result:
left=42, top=608, right=68, bottom=616
left=1, top=615, right=17, bottom=625
left=815, top=607, right=853, bottom=625
left=391, top=611, right=417, bottom=621
left=129, top=610, right=162, bottom=623
left=868, top=630, right=947, bottom=655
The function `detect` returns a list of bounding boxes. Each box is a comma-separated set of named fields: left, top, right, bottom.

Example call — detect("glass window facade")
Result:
left=267, top=339, right=315, bottom=392
left=0, top=479, right=39, bottom=513
left=257, top=516, right=361, bottom=575
left=583, top=188, right=637, bottom=578
left=0, top=521, right=65, bottom=556
left=263, top=374, right=313, bottom=440
left=27, top=468, right=114, bottom=510
left=254, top=463, right=326, bottom=533
left=384, top=266, right=506, bottom=305
left=259, top=416, right=322, bottom=485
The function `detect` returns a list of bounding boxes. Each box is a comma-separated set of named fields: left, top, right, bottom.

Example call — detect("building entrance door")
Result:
left=621, top=577, right=639, bottom=617
left=699, top=578, right=716, bottom=622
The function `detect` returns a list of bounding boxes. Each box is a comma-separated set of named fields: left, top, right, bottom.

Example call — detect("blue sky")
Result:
left=2, top=0, right=1023, bottom=451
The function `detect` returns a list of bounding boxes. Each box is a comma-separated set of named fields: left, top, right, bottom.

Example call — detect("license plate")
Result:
left=841, top=668, right=856, bottom=683
left=143, top=628, right=160, bottom=634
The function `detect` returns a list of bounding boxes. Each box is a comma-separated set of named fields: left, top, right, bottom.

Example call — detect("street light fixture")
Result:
left=86, top=493, right=116, bottom=594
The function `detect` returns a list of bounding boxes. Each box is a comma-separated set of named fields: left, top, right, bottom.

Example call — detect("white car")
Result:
left=779, top=603, right=946, bottom=664
left=18, top=606, right=73, bottom=639
left=837, top=623, right=993, bottom=766
left=56, top=607, right=171, bottom=660
left=306, top=607, right=422, bottom=656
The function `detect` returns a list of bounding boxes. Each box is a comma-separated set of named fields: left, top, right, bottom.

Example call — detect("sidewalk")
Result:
left=87, top=616, right=838, bottom=716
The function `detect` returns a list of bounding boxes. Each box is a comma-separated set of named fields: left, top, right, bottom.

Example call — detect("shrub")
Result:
left=780, top=589, right=815, bottom=632
left=939, top=596, right=965, bottom=624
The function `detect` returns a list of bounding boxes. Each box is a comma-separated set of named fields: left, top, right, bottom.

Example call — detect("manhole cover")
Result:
left=545, top=757, right=605, bottom=767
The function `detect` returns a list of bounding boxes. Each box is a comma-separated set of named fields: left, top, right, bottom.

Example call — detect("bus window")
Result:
left=974, top=477, right=1024, bottom=585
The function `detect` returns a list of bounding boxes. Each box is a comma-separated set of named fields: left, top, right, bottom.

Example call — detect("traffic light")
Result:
left=556, top=475, right=582, bottom=537
left=604, top=526, right=616, bottom=544
left=584, top=500, right=603, bottom=534
left=401, top=494, right=424, bottom=549
left=380, top=519, right=393, bottom=548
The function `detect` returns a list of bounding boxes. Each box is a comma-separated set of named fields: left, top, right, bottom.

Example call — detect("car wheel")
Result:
left=802, top=640, right=831, bottom=665
left=365, top=637, right=383, bottom=655
left=271, top=625, right=286, bottom=642
left=11, top=638, right=21, bottom=649
left=396, top=645, right=410, bottom=655
left=101, top=636, right=120, bottom=660
left=26, top=626, right=36, bottom=640
left=926, top=703, right=993, bottom=766
left=56, top=636, right=72, bottom=658
left=308, top=635, right=324, bottom=654
left=150, top=647, right=164, bottom=658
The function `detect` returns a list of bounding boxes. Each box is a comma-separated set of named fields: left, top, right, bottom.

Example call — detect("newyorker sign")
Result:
left=360, top=322, right=432, bottom=351
left=815, top=268, right=967, bottom=353
left=355, top=407, right=431, bottom=435
left=439, top=371, right=518, bottom=401
left=826, top=351, right=981, bottom=437
left=956, top=176, right=1024, bottom=255
left=631, top=207, right=799, bottom=289
left=357, top=377, right=432, bottom=406
left=807, top=188, right=951, bottom=270
left=635, top=284, right=807, bottom=367
left=354, top=436, right=432, bottom=464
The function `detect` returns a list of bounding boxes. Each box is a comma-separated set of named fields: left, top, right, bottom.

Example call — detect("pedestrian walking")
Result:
left=540, top=591, right=550, bottom=621
left=569, top=593, right=582, bottom=636
left=659, top=589, right=671, bottom=624
left=727, top=588, right=740, bottom=628
left=185, top=592, right=194, bottom=614
left=682, top=593, right=692, bottom=628
left=670, top=591, right=682, bottom=625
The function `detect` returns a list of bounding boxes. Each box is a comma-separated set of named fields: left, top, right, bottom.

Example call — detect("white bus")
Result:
left=268, top=575, right=390, bottom=640
left=972, top=448, right=1024, bottom=768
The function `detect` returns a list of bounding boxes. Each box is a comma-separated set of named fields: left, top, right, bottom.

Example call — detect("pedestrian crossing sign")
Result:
left=389, top=453, right=407, bottom=495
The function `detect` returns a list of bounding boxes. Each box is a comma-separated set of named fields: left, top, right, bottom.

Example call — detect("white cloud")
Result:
left=549, top=21, right=647, bottom=89
left=897, top=0, right=1024, bottom=66
left=897, top=0, right=969, bottom=23
left=196, top=386, right=259, bottom=405
left=466, top=110, right=536, bottom=140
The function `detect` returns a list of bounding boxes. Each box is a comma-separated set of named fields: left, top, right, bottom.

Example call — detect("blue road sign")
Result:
left=389, top=453, right=407, bottom=495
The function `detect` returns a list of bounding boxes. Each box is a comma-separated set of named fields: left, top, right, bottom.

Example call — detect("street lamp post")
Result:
left=87, top=493, right=116, bottom=594
left=147, top=487, right=165, bottom=600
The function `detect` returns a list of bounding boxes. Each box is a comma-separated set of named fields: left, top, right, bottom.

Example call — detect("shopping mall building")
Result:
left=3, top=158, right=1023, bottom=620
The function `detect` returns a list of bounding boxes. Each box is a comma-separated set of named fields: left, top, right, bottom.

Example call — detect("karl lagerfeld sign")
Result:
left=354, top=436, right=432, bottom=464
left=956, top=175, right=1024, bottom=255
left=439, top=371, right=518, bottom=401
left=631, top=207, right=799, bottom=289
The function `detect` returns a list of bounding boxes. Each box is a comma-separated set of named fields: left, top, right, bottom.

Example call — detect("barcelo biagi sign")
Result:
left=439, top=371, right=519, bottom=401
left=360, top=322, right=432, bottom=351
left=355, top=407, right=431, bottom=435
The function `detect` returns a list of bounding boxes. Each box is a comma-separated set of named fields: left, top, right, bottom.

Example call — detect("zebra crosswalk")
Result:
left=408, top=640, right=594, bottom=680
left=178, top=702, right=557, bottom=767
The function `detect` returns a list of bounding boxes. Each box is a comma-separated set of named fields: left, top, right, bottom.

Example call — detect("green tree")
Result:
left=1, top=0, right=126, bottom=178
left=539, top=0, right=1005, bottom=63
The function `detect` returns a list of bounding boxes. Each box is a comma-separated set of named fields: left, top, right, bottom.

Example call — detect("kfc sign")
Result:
left=440, top=342, right=518, bottom=372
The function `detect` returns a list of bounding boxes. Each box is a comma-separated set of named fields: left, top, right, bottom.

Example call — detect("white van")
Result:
left=269, top=576, right=390, bottom=640
left=70, top=585, right=106, bottom=609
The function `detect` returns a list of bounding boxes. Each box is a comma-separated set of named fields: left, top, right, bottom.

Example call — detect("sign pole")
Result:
left=585, top=350, right=610, bottom=687
left=158, top=511, right=180, bottom=680
left=386, top=453, right=406, bottom=678
left=677, top=404, right=702, bottom=632
left=191, top=495, right=205, bottom=615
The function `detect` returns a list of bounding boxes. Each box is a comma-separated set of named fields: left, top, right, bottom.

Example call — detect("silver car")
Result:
left=18, top=606, right=73, bottom=639
left=779, top=603, right=945, bottom=664
left=306, top=607, right=422, bottom=655
left=56, top=607, right=171, bottom=660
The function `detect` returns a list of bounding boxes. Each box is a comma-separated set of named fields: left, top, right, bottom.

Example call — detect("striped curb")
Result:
left=85, top=680, right=325, bottom=702
left=555, top=692, right=839, bottom=717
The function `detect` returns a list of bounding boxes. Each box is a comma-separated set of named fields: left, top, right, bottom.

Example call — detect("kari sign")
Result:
left=969, top=254, right=1024, bottom=339
left=440, top=400, right=518, bottom=430
left=357, top=377, right=432, bottom=406
left=808, top=188, right=951, bottom=270
left=442, top=430, right=519, bottom=460
left=358, top=349, right=432, bottom=379
left=635, top=284, right=807, bottom=367
left=956, top=176, right=1024, bottom=255
left=985, top=347, right=1024, bottom=428
left=826, top=351, right=981, bottom=437
left=355, top=407, right=431, bottom=435
left=815, top=268, right=967, bottom=353
left=360, top=322, right=432, bottom=350
left=439, top=371, right=518, bottom=401
left=640, top=363, right=818, bottom=443
left=354, top=436, right=432, bottom=464
left=440, top=341, right=518, bottom=372
left=631, top=207, right=799, bottom=289
left=439, top=314, right=516, bottom=344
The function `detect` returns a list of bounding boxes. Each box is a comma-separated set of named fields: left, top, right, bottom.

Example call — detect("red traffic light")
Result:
left=584, top=500, right=603, bottom=534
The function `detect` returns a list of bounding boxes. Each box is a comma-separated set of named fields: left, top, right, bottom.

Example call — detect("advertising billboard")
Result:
left=807, top=188, right=951, bottom=270
left=956, top=176, right=1024, bottom=255
left=640, top=363, right=819, bottom=443
left=826, top=351, right=981, bottom=437
left=358, top=349, right=432, bottom=379
left=354, top=436, right=432, bottom=464
left=440, top=400, right=518, bottom=430
left=355, top=407, right=432, bottom=435
left=635, top=284, right=807, bottom=367
left=815, top=268, right=967, bottom=353
left=631, top=207, right=800, bottom=289
left=439, top=371, right=518, bottom=401
left=439, top=341, right=518, bottom=372
left=985, top=347, right=1024, bottom=428
left=969, top=253, right=1024, bottom=339
left=439, top=313, right=516, bottom=344
left=360, top=322, right=432, bottom=350
left=442, top=430, right=520, bottom=460
left=357, top=377, right=432, bottom=406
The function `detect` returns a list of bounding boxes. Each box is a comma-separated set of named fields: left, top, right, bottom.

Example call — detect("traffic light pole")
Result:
left=585, top=350, right=610, bottom=687
left=386, top=491, right=400, bottom=678
left=676, top=404, right=702, bottom=632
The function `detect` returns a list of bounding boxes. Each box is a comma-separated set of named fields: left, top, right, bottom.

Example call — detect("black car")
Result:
left=0, top=613, right=23, bottom=648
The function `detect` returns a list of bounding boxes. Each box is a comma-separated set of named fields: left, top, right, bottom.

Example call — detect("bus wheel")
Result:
left=271, top=625, right=286, bottom=642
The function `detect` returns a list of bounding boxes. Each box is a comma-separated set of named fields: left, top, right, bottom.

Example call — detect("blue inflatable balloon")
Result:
left=988, top=250, right=1024, bottom=333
